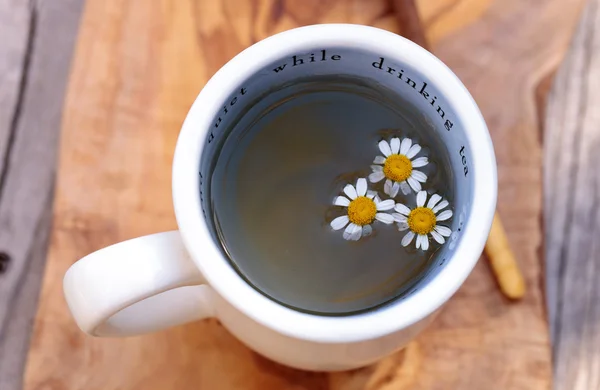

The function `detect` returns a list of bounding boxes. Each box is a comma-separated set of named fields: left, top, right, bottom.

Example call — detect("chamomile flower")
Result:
left=369, top=137, right=428, bottom=197
left=393, top=191, right=452, bottom=251
left=330, top=178, right=395, bottom=241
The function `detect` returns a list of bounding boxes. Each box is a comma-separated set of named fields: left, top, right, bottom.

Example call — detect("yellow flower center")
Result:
left=407, top=207, right=436, bottom=235
left=347, top=196, right=377, bottom=226
left=383, top=154, right=412, bottom=182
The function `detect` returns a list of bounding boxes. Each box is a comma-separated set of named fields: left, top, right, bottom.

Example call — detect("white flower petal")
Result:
left=343, top=184, right=358, bottom=200
left=407, top=177, right=421, bottom=192
left=430, top=230, right=445, bottom=244
left=411, top=170, right=427, bottom=183
left=401, top=231, right=415, bottom=246
left=432, top=200, right=449, bottom=213
left=331, top=216, right=349, bottom=230
left=390, top=137, right=400, bottom=154
left=400, top=181, right=411, bottom=195
left=367, top=190, right=377, bottom=199
left=393, top=213, right=407, bottom=223
left=397, top=221, right=409, bottom=231
left=435, top=225, right=452, bottom=237
left=416, top=191, right=427, bottom=207
left=376, top=199, right=395, bottom=211
left=343, top=223, right=357, bottom=240
left=384, top=179, right=393, bottom=196
left=378, top=140, right=392, bottom=157
left=373, top=156, right=386, bottom=164
left=406, top=144, right=421, bottom=159
left=427, top=194, right=441, bottom=209
left=356, top=178, right=367, bottom=196
left=436, top=210, right=453, bottom=221
left=375, top=213, right=394, bottom=224
left=390, top=182, right=400, bottom=198
left=369, top=171, right=385, bottom=183
left=411, top=157, right=428, bottom=168
left=394, top=203, right=411, bottom=215
left=362, top=225, right=373, bottom=237
left=415, top=234, right=422, bottom=249
left=400, top=138, right=412, bottom=155
left=419, top=234, right=429, bottom=250
left=334, top=196, right=350, bottom=206
left=351, top=224, right=362, bottom=241
left=371, top=165, right=383, bottom=172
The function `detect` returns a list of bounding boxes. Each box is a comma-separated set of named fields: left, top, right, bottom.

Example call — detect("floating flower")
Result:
left=330, top=178, right=395, bottom=241
left=369, top=137, right=428, bottom=197
left=393, top=191, right=452, bottom=250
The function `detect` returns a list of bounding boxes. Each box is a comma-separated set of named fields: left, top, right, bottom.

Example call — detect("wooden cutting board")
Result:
left=23, top=0, right=585, bottom=389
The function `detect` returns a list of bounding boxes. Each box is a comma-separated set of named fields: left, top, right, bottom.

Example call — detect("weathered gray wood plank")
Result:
left=544, top=0, right=600, bottom=389
left=0, top=0, right=30, bottom=181
left=0, top=0, right=83, bottom=389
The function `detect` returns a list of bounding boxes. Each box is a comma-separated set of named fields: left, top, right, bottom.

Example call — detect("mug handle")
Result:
left=63, top=231, right=215, bottom=337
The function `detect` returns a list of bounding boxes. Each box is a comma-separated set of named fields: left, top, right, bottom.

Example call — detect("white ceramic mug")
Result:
left=64, top=24, right=497, bottom=371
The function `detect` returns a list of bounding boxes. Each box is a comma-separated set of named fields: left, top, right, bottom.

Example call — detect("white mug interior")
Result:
left=172, top=24, right=496, bottom=343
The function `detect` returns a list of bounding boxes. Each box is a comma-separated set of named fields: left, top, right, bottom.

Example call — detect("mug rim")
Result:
left=172, top=24, right=497, bottom=343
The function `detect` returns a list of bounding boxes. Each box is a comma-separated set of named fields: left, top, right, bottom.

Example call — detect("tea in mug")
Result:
left=209, top=76, right=455, bottom=315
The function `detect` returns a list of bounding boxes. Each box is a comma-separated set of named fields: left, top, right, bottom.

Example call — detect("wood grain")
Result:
left=0, top=1, right=84, bottom=390
left=0, top=0, right=30, bottom=189
left=544, top=1, right=600, bottom=389
left=20, top=0, right=582, bottom=389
